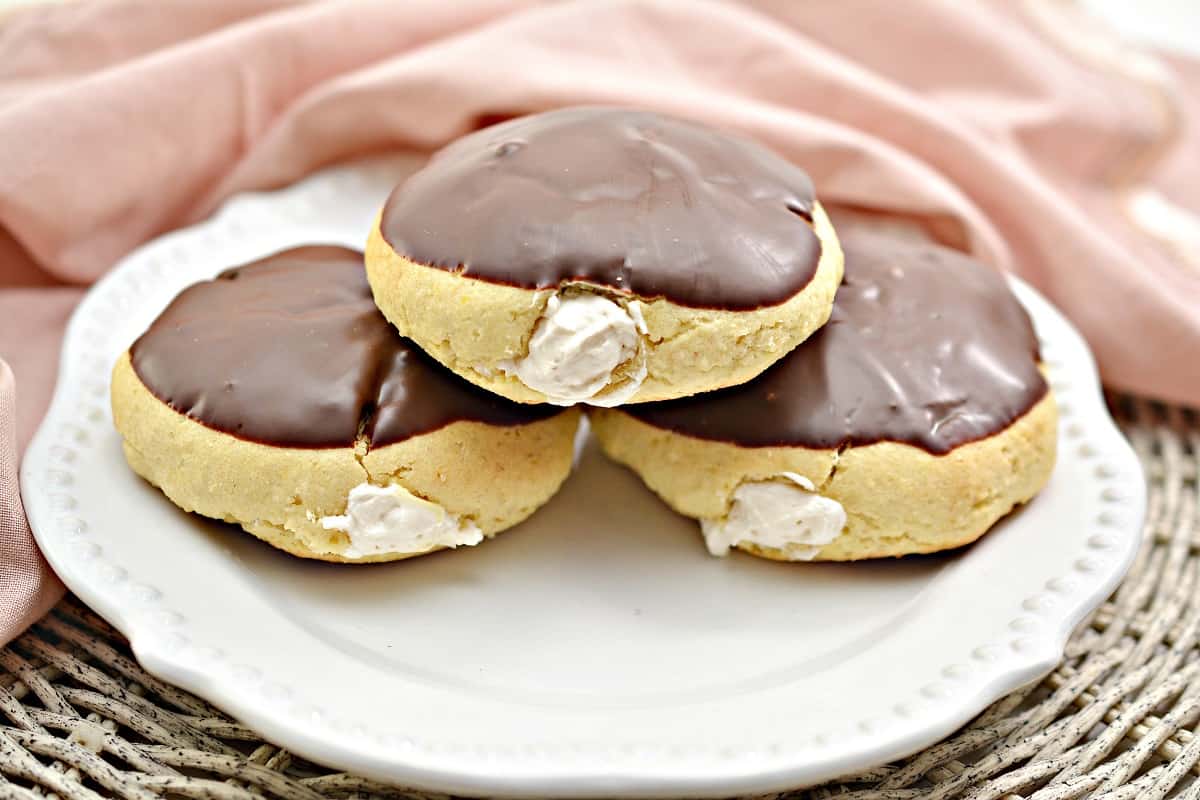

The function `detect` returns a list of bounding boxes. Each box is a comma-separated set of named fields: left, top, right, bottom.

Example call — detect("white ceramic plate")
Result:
left=23, top=157, right=1145, bottom=797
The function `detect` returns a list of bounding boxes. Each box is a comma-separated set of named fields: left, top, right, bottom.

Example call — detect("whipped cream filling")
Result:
left=502, top=292, right=645, bottom=406
left=320, top=483, right=483, bottom=559
left=701, top=472, right=846, bottom=560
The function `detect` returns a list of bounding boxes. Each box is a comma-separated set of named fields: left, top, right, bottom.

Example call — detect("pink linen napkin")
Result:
left=1, top=359, right=62, bottom=643
left=2, top=0, right=1199, bottom=646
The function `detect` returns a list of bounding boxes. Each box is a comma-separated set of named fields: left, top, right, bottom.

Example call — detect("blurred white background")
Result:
left=1081, top=0, right=1199, bottom=54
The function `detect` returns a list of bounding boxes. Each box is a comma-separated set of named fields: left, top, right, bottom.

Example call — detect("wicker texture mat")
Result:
left=0, top=397, right=1193, bottom=799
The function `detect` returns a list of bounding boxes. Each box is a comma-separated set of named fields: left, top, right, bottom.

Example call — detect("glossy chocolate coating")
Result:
left=626, top=231, right=1048, bottom=454
left=129, top=247, right=560, bottom=449
left=380, top=107, right=822, bottom=310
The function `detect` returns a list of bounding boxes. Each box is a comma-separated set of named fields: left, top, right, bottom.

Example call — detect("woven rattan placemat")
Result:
left=1, top=396, right=1193, bottom=799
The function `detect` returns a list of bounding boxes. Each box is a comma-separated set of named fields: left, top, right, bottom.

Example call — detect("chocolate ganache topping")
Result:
left=129, top=247, right=560, bottom=449
left=626, top=231, right=1048, bottom=454
left=380, top=107, right=822, bottom=310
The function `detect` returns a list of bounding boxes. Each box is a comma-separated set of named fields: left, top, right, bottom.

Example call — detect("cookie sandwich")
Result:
left=112, top=247, right=580, bottom=562
left=366, top=107, right=843, bottom=406
left=591, top=231, right=1057, bottom=561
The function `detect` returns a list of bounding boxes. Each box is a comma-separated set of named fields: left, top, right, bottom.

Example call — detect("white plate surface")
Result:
left=23, top=157, right=1145, bottom=797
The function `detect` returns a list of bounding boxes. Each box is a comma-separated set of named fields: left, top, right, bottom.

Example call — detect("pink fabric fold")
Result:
left=2, top=0, right=1199, bottom=645
left=1, top=359, right=63, bottom=643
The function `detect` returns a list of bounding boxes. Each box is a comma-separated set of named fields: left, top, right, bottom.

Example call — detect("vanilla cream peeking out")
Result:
left=701, top=473, right=847, bottom=560
left=320, top=483, right=483, bottom=559
left=502, top=292, right=645, bottom=406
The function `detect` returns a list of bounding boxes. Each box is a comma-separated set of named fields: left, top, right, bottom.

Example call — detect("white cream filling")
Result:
left=320, top=483, right=483, bottom=559
left=501, top=292, right=645, bottom=406
left=701, top=472, right=847, bottom=560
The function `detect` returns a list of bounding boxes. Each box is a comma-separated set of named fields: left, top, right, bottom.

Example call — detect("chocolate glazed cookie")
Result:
left=365, top=106, right=844, bottom=406
left=112, top=247, right=580, bottom=563
left=591, top=230, right=1057, bottom=561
